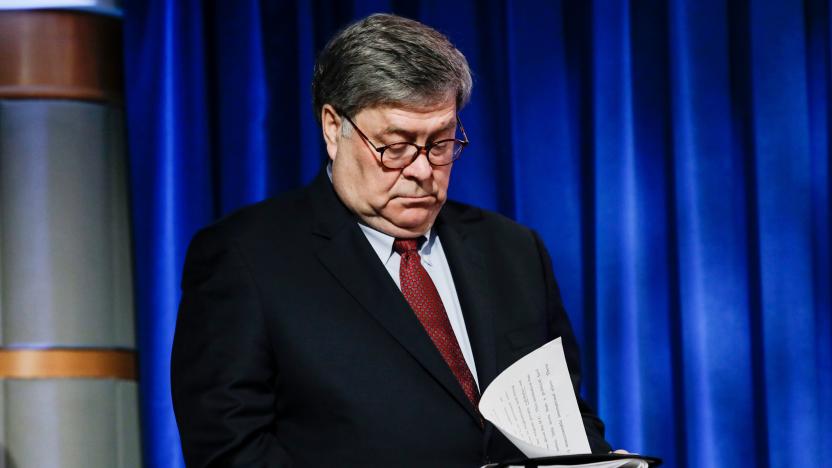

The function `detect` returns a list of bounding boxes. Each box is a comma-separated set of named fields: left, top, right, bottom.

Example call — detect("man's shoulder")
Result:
left=441, top=199, right=529, bottom=229
left=193, top=185, right=315, bottom=246
left=440, top=199, right=538, bottom=243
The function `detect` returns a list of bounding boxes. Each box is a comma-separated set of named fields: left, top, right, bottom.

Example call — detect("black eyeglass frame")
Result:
left=342, top=113, right=469, bottom=169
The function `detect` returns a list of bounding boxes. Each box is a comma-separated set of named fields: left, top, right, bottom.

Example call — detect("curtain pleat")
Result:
left=124, top=1, right=213, bottom=467
left=750, top=2, right=820, bottom=466
left=668, top=2, right=760, bottom=467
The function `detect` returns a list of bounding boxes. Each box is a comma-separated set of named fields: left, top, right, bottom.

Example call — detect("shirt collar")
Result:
left=357, top=223, right=436, bottom=266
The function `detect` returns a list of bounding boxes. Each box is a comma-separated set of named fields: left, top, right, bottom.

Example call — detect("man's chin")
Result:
left=372, top=209, right=439, bottom=238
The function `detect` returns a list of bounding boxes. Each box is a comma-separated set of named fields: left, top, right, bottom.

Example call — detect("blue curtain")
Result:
left=123, top=1, right=832, bottom=467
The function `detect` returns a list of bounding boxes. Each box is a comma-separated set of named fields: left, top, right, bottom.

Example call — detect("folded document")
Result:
left=478, top=338, right=659, bottom=468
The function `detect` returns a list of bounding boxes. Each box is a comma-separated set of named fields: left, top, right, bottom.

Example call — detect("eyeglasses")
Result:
left=342, top=113, right=469, bottom=170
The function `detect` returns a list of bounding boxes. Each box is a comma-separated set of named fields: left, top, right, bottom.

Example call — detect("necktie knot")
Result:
left=393, top=238, right=421, bottom=255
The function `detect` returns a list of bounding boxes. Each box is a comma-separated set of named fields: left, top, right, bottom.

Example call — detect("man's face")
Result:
left=322, top=99, right=457, bottom=238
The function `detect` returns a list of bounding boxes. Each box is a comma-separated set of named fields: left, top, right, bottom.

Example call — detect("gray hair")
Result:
left=312, top=13, right=473, bottom=123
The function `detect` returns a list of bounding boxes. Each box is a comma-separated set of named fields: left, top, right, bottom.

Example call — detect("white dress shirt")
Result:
left=357, top=223, right=480, bottom=388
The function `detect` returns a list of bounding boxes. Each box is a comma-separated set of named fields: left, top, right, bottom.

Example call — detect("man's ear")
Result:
left=321, top=104, right=341, bottom=162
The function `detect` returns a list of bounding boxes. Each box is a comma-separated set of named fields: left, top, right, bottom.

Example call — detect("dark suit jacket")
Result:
left=171, top=170, right=611, bottom=467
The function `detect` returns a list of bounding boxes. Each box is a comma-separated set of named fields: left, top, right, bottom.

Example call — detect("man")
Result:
left=172, top=13, right=612, bottom=467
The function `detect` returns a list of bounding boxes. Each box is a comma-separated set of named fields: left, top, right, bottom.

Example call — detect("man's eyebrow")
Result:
left=378, top=120, right=457, bottom=141
left=379, top=126, right=416, bottom=139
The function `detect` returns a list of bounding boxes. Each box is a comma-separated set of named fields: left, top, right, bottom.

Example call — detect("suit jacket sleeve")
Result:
left=532, top=230, right=612, bottom=454
left=171, top=227, right=291, bottom=467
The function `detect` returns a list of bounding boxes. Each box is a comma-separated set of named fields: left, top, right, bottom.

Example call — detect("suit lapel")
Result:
left=436, top=206, right=502, bottom=446
left=435, top=208, right=498, bottom=393
left=308, top=173, right=481, bottom=424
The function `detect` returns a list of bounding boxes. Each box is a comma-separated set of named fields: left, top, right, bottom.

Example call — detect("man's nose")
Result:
left=401, top=150, right=433, bottom=180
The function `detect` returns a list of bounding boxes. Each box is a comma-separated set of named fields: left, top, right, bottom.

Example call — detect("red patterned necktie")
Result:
left=393, top=238, right=481, bottom=414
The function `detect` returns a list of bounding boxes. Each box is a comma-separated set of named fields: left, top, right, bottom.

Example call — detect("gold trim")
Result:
left=0, top=85, right=121, bottom=105
left=0, top=349, right=137, bottom=381
left=0, top=10, right=123, bottom=103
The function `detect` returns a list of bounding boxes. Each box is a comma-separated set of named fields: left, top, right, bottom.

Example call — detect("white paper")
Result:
left=479, top=337, right=592, bottom=457
left=504, top=461, right=647, bottom=468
